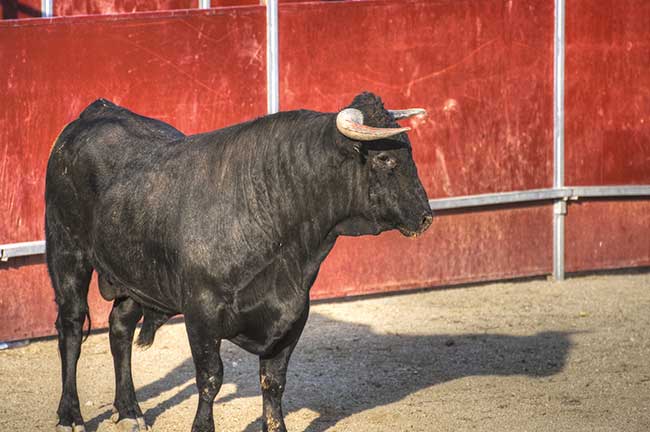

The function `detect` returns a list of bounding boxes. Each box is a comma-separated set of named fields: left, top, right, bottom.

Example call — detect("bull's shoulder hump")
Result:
left=79, top=98, right=185, bottom=140
left=79, top=98, right=120, bottom=121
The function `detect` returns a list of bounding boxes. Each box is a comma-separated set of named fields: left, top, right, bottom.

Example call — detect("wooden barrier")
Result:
left=278, top=0, right=556, bottom=297
left=0, top=0, right=648, bottom=341
left=0, top=7, right=267, bottom=339
left=563, top=0, right=650, bottom=272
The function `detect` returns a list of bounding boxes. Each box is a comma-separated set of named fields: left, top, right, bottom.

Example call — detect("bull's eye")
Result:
left=374, top=153, right=397, bottom=170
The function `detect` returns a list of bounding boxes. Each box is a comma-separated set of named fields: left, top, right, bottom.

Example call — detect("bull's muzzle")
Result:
left=398, top=212, right=433, bottom=238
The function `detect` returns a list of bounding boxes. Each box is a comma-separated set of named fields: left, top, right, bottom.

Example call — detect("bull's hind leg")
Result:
left=47, top=230, right=93, bottom=432
left=108, top=297, right=149, bottom=431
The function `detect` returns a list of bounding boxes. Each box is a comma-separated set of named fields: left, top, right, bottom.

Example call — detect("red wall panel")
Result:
left=312, top=205, right=552, bottom=299
left=565, top=0, right=650, bottom=185
left=54, top=1, right=196, bottom=16
left=0, top=259, right=113, bottom=341
left=564, top=0, right=650, bottom=273
left=1, top=0, right=196, bottom=18
left=53, top=0, right=298, bottom=16
left=0, top=8, right=266, bottom=244
left=2, top=0, right=647, bottom=342
left=214, top=0, right=259, bottom=6
left=0, top=8, right=266, bottom=340
left=279, top=0, right=555, bottom=198
left=0, top=0, right=328, bottom=19
left=281, top=0, right=554, bottom=300
left=566, top=200, right=650, bottom=272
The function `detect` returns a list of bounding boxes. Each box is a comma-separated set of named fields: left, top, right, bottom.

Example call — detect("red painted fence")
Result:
left=564, top=0, right=650, bottom=272
left=0, top=6, right=268, bottom=339
left=0, top=0, right=648, bottom=341
left=279, top=0, right=556, bottom=297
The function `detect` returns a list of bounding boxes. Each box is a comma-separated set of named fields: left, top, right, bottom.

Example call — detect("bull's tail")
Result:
left=83, top=310, right=92, bottom=342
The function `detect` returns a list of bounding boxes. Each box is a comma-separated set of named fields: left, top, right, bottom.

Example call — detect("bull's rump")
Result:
left=46, top=98, right=185, bottom=206
left=45, top=99, right=187, bottom=309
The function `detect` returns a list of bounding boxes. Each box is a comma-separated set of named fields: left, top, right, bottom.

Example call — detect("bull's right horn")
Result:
left=336, top=108, right=410, bottom=141
left=388, top=108, right=427, bottom=120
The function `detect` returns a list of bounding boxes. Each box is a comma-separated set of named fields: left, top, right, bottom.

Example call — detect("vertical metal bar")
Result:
left=553, top=200, right=566, bottom=279
left=553, top=0, right=566, bottom=281
left=41, top=0, right=53, bottom=17
left=198, top=0, right=210, bottom=9
left=266, top=0, right=280, bottom=114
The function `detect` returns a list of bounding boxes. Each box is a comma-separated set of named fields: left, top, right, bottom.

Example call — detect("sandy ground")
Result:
left=1, top=270, right=650, bottom=432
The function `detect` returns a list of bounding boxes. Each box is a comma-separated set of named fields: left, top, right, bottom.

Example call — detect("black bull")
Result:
left=45, top=92, right=433, bottom=432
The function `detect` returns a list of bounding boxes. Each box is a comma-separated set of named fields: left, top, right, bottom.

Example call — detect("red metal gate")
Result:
left=0, top=0, right=648, bottom=341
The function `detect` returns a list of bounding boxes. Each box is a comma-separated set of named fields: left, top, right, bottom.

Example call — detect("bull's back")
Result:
left=45, top=99, right=185, bottom=247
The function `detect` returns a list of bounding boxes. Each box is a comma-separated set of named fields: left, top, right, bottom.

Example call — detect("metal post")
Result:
left=553, top=0, right=566, bottom=281
left=266, top=0, right=280, bottom=114
left=41, top=0, right=53, bottom=17
left=198, top=0, right=210, bottom=8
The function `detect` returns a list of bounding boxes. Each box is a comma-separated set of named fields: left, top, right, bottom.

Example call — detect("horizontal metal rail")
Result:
left=569, top=185, right=650, bottom=198
left=1, top=240, right=46, bottom=261
left=1, top=185, right=649, bottom=261
left=429, top=185, right=650, bottom=211
left=428, top=188, right=571, bottom=211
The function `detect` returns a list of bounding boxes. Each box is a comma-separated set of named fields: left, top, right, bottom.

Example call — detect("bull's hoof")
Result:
left=110, top=406, right=149, bottom=431
left=136, top=418, right=149, bottom=431
left=55, top=424, right=86, bottom=432
left=116, top=417, right=150, bottom=431
left=110, top=407, right=119, bottom=423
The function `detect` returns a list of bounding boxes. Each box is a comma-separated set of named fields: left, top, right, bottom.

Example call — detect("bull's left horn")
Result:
left=336, top=108, right=410, bottom=141
left=388, top=108, right=427, bottom=120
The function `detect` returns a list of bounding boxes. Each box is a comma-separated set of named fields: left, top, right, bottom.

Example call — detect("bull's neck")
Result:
left=245, top=112, right=361, bottom=251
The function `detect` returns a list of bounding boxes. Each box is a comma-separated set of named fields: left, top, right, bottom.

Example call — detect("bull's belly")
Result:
left=92, top=249, right=183, bottom=314
left=227, top=301, right=309, bottom=357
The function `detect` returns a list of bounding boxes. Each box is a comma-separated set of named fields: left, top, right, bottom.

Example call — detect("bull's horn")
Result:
left=388, top=108, right=427, bottom=120
left=336, top=108, right=410, bottom=141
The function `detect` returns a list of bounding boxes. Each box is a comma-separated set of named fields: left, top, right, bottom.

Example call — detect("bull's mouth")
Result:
left=398, top=214, right=433, bottom=238
left=398, top=226, right=422, bottom=238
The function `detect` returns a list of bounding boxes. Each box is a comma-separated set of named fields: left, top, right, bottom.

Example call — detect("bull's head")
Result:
left=336, top=92, right=432, bottom=238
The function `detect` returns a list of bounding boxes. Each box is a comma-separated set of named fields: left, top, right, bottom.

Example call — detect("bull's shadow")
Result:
left=86, top=310, right=572, bottom=431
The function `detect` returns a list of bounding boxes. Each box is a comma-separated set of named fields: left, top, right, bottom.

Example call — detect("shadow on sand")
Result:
left=86, top=311, right=572, bottom=431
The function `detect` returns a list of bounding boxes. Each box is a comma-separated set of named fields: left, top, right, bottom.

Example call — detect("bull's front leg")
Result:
left=186, top=318, right=224, bottom=432
left=259, top=348, right=292, bottom=432
left=258, top=308, right=308, bottom=432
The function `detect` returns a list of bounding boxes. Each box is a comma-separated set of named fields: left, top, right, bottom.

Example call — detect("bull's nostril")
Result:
left=419, top=213, right=433, bottom=233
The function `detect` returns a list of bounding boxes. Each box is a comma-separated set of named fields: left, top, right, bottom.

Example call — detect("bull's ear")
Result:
left=388, top=108, right=427, bottom=120
left=336, top=108, right=409, bottom=141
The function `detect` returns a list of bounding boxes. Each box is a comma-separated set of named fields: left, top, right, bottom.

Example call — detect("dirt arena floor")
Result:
left=1, top=270, right=650, bottom=431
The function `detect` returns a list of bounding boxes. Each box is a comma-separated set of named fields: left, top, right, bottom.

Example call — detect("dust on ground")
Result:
left=1, top=271, right=649, bottom=432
